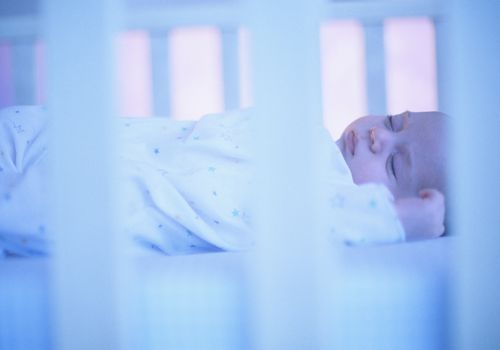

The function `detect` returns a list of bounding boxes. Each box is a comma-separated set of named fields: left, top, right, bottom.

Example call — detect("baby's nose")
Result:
left=369, top=127, right=383, bottom=153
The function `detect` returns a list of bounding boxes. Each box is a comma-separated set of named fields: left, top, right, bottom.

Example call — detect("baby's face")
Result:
left=336, top=111, right=447, bottom=199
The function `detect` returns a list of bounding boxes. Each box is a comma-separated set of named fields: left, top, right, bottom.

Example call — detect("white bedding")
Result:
left=0, top=106, right=404, bottom=256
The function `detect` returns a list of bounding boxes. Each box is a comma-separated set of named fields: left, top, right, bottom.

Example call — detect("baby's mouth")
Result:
left=346, top=130, right=356, bottom=156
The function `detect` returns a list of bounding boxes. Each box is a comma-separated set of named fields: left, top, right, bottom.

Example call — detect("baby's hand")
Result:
left=395, top=188, right=445, bottom=241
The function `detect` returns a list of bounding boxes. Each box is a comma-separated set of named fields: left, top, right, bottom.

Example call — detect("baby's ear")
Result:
left=418, top=188, right=444, bottom=201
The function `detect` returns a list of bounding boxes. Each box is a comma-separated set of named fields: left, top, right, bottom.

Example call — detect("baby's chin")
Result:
left=335, top=137, right=348, bottom=163
left=335, top=137, right=343, bottom=149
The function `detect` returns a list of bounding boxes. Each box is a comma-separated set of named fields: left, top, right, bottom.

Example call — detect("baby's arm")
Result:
left=395, top=189, right=445, bottom=240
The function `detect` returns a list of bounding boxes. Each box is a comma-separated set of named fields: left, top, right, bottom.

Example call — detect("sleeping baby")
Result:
left=0, top=106, right=447, bottom=256
left=334, top=110, right=447, bottom=242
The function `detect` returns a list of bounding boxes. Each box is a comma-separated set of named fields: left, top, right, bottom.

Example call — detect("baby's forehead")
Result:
left=404, top=112, right=447, bottom=194
left=408, top=112, right=447, bottom=151
left=409, top=111, right=446, bottom=133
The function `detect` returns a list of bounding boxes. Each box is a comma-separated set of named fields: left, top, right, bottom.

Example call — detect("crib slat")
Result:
left=321, top=0, right=445, bottom=21
left=11, top=39, right=36, bottom=105
left=44, top=0, right=121, bottom=349
left=126, top=3, right=243, bottom=29
left=0, top=15, right=39, bottom=40
left=150, top=30, right=171, bottom=116
left=247, top=0, right=329, bottom=349
left=220, top=26, right=241, bottom=110
left=450, top=1, right=500, bottom=348
left=433, top=16, right=449, bottom=112
left=0, top=2, right=446, bottom=41
left=363, top=19, right=387, bottom=116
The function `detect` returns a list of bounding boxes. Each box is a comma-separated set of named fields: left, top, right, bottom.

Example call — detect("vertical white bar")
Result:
left=168, top=27, right=224, bottom=119
left=449, top=1, right=500, bottom=349
left=434, top=15, right=450, bottom=112
left=363, top=20, right=387, bottom=115
left=150, top=30, right=171, bottom=116
left=384, top=17, right=438, bottom=113
left=44, top=0, right=121, bottom=349
left=117, top=31, right=152, bottom=116
left=11, top=39, right=36, bottom=104
left=246, top=0, right=329, bottom=349
left=320, top=20, right=367, bottom=138
left=221, top=26, right=241, bottom=110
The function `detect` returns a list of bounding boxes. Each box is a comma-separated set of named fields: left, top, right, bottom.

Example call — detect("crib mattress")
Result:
left=0, top=237, right=454, bottom=350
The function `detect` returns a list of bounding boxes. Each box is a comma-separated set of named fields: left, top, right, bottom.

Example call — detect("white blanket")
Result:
left=0, top=106, right=404, bottom=256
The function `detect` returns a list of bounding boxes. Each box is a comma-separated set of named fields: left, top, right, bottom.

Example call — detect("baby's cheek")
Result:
left=350, top=166, right=388, bottom=188
left=393, top=184, right=419, bottom=200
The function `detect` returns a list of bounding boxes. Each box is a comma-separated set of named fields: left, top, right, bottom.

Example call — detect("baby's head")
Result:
left=336, top=111, right=448, bottom=200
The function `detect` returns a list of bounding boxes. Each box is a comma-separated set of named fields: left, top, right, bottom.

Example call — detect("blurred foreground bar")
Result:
left=246, top=0, right=329, bottom=349
left=44, top=0, right=120, bottom=349
left=450, top=1, right=500, bottom=349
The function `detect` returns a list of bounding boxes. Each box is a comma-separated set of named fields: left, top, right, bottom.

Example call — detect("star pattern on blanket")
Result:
left=330, top=194, right=346, bottom=208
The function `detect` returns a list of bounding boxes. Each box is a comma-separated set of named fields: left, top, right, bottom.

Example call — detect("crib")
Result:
left=1, top=0, right=500, bottom=349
